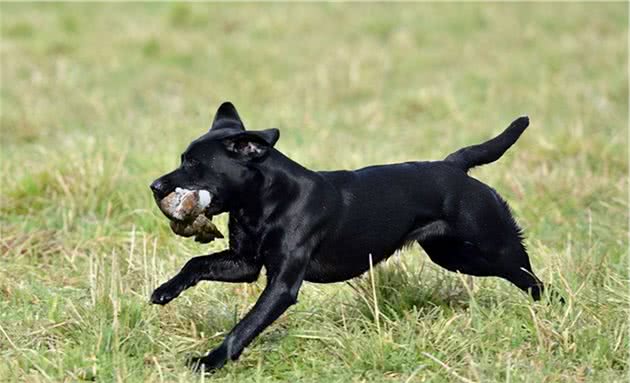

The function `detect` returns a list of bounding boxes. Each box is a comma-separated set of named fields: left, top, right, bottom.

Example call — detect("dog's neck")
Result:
left=228, top=149, right=319, bottom=228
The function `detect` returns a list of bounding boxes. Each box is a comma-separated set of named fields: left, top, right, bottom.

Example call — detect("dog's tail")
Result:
left=444, top=116, right=529, bottom=172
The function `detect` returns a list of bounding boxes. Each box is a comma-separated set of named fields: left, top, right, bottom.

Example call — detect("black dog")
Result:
left=150, top=102, right=546, bottom=371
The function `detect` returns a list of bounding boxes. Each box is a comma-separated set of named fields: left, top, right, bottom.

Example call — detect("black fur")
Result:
left=149, top=102, right=548, bottom=372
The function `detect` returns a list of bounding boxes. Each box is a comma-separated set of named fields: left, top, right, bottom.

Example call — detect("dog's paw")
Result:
left=150, top=281, right=184, bottom=305
left=187, top=347, right=228, bottom=373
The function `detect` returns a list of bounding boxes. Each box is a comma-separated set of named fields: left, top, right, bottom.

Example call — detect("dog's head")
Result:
left=150, top=102, right=279, bottom=219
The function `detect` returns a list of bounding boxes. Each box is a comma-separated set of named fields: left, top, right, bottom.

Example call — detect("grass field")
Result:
left=1, top=3, right=628, bottom=382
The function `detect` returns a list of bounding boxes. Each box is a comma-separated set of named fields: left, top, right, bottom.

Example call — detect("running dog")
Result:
left=150, top=102, right=547, bottom=371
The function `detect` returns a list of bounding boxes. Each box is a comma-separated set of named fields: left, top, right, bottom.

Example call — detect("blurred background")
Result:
left=1, top=3, right=627, bottom=382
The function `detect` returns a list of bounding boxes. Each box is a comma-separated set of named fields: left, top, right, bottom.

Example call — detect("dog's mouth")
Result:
left=154, top=187, right=225, bottom=243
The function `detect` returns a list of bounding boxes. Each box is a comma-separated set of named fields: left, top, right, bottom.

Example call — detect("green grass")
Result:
left=1, top=3, right=628, bottom=382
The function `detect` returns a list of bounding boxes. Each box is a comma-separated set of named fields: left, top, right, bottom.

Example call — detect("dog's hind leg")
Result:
left=418, top=238, right=545, bottom=301
left=419, top=239, right=496, bottom=277
left=492, top=244, right=544, bottom=301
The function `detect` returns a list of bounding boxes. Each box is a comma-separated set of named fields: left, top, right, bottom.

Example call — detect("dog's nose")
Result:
left=150, top=179, right=165, bottom=196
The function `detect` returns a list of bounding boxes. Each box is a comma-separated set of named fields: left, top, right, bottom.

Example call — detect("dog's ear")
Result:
left=222, top=129, right=280, bottom=159
left=211, top=102, right=245, bottom=131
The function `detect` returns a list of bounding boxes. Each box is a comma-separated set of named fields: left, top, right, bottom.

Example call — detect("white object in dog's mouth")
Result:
left=198, top=190, right=212, bottom=209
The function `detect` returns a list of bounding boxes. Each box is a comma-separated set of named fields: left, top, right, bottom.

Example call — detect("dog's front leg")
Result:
left=151, top=250, right=261, bottom=305
left=188, top=253, right=308, bottom=372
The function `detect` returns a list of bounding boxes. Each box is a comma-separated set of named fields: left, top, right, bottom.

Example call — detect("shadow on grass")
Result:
left=345, top=256, right=473, bottom=324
